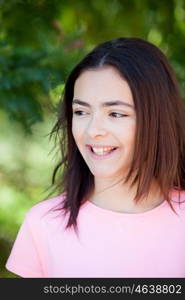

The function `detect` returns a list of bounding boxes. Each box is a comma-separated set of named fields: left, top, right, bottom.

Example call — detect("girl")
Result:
left=6, top=37, right=185, bottom=278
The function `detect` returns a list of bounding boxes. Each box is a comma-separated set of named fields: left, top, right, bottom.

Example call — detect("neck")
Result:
left=89, top=177, right=165, bottom=213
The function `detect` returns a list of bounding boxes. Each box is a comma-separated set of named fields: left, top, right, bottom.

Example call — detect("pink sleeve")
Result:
left=5, top=212, right=44, bottom=278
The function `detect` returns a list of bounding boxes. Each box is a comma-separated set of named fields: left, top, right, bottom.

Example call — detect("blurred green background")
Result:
left=0, top=0, right=185, bottom=277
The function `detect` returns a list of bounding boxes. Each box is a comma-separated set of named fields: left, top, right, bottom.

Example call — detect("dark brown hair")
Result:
left=47, top=37, right=185, bottom=232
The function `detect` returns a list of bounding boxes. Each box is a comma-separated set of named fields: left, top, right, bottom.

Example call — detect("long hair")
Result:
left=47, top=37, right=185, bottom=232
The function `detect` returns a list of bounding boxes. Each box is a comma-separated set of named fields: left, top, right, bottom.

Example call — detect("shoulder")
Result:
left=25, top=192, right=67, bottom=225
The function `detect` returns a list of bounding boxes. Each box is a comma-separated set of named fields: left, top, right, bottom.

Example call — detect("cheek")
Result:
left=116, top=121, right=136, bottom=144
left=72, top=120, right=84, bottom=143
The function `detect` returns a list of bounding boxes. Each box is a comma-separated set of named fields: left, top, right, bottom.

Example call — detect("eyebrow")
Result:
left=72, top=99, right=134, bottom=109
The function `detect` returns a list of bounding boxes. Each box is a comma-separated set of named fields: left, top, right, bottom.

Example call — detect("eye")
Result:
left=73, top=110, right=88, bottom=116
left=110, top=112, right=128, bottom=118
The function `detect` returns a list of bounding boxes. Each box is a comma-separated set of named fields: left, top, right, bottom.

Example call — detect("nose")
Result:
left=86, top=114, right=108, bottom=138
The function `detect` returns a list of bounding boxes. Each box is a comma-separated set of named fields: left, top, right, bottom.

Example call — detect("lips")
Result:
left=86, top=144, right=118, bottom=149
left=85, top=145, right=120, bottom=160
left=86, top=145, right=118, bottom=153
left=86, top=145, right=118, bottom=154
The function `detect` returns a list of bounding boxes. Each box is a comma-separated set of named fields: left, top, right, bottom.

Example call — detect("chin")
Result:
left=90, top=171, right=118, bottom=178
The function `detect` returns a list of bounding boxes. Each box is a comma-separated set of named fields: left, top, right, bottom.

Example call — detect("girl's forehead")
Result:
left=75, top=66, right=124, bottom=83
left=73, top=67, right=134, bottom=108
left=72, top=98, right=135, bottom=111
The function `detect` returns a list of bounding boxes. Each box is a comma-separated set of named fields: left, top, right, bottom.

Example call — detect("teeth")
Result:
left=92, top=147, right=115, bottom=155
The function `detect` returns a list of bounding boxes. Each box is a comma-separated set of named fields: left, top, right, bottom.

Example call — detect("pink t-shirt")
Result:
left=5, top=190, right=185, bottom=278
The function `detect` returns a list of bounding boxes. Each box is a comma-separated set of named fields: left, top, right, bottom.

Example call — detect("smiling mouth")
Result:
left=90, top=146, right=117, bottom=155
left=86, top=145, right=119, bottom=159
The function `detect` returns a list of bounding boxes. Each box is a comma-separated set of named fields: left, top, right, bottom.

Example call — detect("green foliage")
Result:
left=0, top=0, right=86, bottom=133
left=0, top=0, right=185, bottom=133
left=0, top=43, right=65, bottom=132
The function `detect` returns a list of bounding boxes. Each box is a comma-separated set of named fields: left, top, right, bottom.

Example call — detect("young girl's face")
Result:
left=72, top=66, right=136, bottom=180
